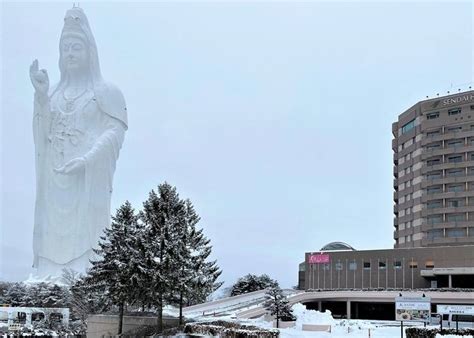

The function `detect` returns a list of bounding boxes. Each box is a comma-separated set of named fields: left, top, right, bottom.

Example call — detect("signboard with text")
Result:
left=437, top=305, right=474, bottom=316
left=308, top=253, right=330, bottom=264
left=395, top=297, right=431, bottom=322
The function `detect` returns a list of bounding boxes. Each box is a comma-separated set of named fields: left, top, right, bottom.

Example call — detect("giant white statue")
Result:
left=29, top=6, right=127, bottom=279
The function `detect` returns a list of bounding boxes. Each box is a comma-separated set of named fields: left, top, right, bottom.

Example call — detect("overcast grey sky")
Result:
left=1, top=1, right=473, bottom=288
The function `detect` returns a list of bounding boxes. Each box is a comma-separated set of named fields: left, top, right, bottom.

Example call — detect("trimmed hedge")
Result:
left=406, top=327, right=474, bottom=338
left=184, top=320, right=279, bottom=337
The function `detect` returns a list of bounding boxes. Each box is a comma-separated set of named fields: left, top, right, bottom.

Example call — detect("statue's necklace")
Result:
left=62, top=88, right=88, bottom=112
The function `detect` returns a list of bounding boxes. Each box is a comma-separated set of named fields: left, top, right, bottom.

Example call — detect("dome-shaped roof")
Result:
left=320, top=241, right=355, bottom=251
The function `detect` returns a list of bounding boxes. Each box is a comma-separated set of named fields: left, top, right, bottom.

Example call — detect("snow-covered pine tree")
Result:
left=2, top=282, right=28, bottom=306
left=263, top=283, right=294, bottom=328
left=171, top=199, right=222, bottom=324
left=230, top=274, right=277, bottom=296
left=139, top=182, right=186, bottom=332
left=83, top=200, right=140, bottom=334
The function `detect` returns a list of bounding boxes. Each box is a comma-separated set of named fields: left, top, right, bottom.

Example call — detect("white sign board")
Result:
left=395, top=297, right=431, bottom=322
left=437, top=305, right=474, bottom=316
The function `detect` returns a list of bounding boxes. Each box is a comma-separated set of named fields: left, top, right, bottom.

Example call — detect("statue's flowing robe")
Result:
left=32, top=83, right=128, bottom=268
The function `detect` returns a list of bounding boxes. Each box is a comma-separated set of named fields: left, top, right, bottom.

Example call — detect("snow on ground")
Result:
left=196, top=303, right=473, bottom=338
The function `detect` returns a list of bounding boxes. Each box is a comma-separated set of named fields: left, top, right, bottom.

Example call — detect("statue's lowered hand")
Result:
left=54, top=157, right=86, bottom=175
left=30, top=59, right=49, bottom=95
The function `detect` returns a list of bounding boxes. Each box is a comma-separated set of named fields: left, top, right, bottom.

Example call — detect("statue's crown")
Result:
left=61, top=7, right=87, bottom=40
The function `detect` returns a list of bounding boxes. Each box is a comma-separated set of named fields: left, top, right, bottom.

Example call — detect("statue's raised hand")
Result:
left=29, top=59, right=49, bottom=95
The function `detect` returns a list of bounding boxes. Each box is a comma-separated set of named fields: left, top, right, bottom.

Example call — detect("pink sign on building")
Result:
left=308, top=253, right=330, bottom=264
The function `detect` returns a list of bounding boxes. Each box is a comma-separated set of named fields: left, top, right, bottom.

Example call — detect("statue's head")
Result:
left=58, top=7, right=102, bottom=85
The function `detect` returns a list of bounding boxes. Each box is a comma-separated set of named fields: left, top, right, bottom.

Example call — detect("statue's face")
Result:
left=60, top=37, right=88, bottom=72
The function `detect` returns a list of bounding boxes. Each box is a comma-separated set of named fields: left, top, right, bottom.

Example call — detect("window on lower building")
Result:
left=448, top=108, right=462, bottom=116
left=335, top=262, right=343, bottom=271
left=363, top=262, right=371, bottom=269
left=425, top=260, right=435, bottom=268
left=349, top=262, right=357, bottom=270
left=378, top=261, right=386, bottom=269
left=469, top=228, right=474, bottom=237
left=409, top=261, right=418, bottom=269
left=394, top=261, right=402, bottom=269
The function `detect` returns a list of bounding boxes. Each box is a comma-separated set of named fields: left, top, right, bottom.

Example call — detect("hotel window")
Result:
left=427, top=158, right=441, bottom=166
left=447, top=155, right=463, bottom=163
left=409, top=261, right=418, bottom=269
left=427, top=171, right=442, bottom=179
left=447, top=199, right=464, bottom=207
left=402, top=119, right=415, bottom=134
left=446, top=169, right=464, bottom=177
left=447, top=140, right=463, bottom=148
left=447, top=126, right=462, bottom=132
left=363, top=262, right=371, bottom=269
left=427, top=229, right=443, bottom=239
left=427, top=129, right=441, bottom=137
left=427, top=200, right=442, bottom=209
left=425, top=261, right=435, bottom=269
left=427, top=186, right=442, bottom=194
left=427, top=112, right=440, bottom=120
left=394, top=261, right=402, bottom=269
left=447, top=184, right=464, bottom=192
left=426, top=142, right=441, bottom=150
left=469, top=228, right=474, bottom=237
left=427, top=215, right=443, bottom=224
left=447, top=213, right=465, bottom=222
left=378, top=261, right=386, bottom=269
left=446, top=228, right=466, bottom=238
left=448, top=108, right=462, bottom=116
left=471, top=105, right=474, bottom=110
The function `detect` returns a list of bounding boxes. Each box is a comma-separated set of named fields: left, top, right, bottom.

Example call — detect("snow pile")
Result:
left=291, top=303, right=335, bottom=329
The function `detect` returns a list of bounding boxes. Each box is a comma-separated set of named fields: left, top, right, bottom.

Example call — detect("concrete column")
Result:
left=448, top=274, right=452, bottom=288
left=346, top=300, right=351, bottom=319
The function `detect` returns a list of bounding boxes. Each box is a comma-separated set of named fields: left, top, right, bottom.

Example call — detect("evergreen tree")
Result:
left=171, top=199, right=222, bottom=324
left=139, top=183, right=186, bottom=332
left=83, top=200, right=140, bottom=334
left=263, top=284, right=294, bottom=328
left=230, top=274, right=277, bottom=296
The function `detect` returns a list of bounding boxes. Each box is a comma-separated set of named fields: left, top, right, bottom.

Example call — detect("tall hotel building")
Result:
left=393, top=90, right=474, bottom=248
